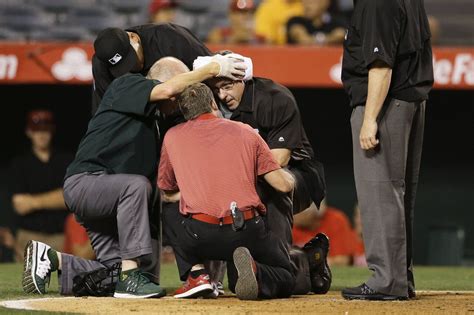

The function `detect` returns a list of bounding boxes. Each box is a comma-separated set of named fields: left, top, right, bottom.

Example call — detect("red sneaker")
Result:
left=173, top=273, right=214, bottom=298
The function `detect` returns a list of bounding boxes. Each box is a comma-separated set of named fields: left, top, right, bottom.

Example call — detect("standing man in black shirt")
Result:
left=341, top=0, right=434, bottom=300
left=21, top=56, right=245, bottom=298
left=92, top=23, right=211, bottom=114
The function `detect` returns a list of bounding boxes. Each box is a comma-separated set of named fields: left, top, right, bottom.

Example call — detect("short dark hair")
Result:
left=177, top=83, right=214, bottom=120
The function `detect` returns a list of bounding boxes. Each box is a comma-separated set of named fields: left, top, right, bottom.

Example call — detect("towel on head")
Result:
left=193, top=53, right=253, bottom=81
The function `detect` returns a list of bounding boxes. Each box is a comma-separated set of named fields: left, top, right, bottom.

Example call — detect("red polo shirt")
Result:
left=158, top=113, right=280, bottom=218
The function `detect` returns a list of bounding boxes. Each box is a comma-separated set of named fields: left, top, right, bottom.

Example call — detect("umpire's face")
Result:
left=211, top=78, right=245, bottom=111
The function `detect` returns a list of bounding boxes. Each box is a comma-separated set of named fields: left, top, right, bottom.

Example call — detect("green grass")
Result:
left=0, top=263, right=473, bottom=314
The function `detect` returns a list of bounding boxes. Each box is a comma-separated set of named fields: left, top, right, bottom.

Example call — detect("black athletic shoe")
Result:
left=408, top=288, right=416, bottom=299
left=342, top=283, right=408, bottom=301
left=302, top=233, right=332, bottom=294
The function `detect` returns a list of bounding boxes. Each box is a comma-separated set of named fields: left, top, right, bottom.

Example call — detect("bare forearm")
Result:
left=263, top=168, right=295, bottom=193
left=325, top=28, right=346, bottom=45
left=150, top=63, right=220, bottom=101
left=271, top=148, right=291, bottom=167
left=364, top=63, right=392, bottom=122
left=33, top=189, right=66, bottom=210
left=162, top=190, right=181, bottom=203
left=289, top=26, right=314, bottom=45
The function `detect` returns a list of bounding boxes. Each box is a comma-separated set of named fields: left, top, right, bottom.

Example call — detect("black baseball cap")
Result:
left=94, top=27, right=139, bottom=78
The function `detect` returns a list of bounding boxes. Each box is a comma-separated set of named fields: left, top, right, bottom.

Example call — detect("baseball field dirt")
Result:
left=2, top=264, right=474, bottom=314
left=2, top=291, right=474, bottom=314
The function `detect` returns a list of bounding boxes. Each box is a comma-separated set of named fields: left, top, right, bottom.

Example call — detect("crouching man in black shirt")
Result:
left=21, top=55, right=246, bottom=299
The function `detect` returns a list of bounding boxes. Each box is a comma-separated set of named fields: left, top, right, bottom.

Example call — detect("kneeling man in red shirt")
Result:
left=158, top=83, right=296, bottom=300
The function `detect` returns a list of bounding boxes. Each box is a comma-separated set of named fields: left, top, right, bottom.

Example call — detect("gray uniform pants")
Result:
left=351, top=98, right=425, bottom=297
left=60, top=172, right=156, bottom=295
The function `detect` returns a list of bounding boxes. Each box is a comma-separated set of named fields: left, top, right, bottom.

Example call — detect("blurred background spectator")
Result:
left=286, top=0, right=346, bottom=45
left=0, top=167, right=15, bottom=262
left=428, top=15, right=441, bottom=45
left=172, top=0, right=230, bottom=41
left=292, top=200, right=355, bottom=266
left=0, top=0, right=471, bottom=45
left=63, top=213, right=95, bottom=259
left=208, top=0, right=264, bottom=45
left=255, top=0, right=303, bottom=45
left=149, top=0, right=177, bottom=24
left=9, top=110, right=73, bottom=261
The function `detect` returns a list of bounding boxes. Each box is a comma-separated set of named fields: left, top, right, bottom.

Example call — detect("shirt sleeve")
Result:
left=264, top=93, right=302, bottom=151
left=360, top=0, right=403, bottom=68
left=157, top=135, right=178, bottom=191
left=104, top=74, right=160, bottom=116
left=253, top=131, right=281, bottom=176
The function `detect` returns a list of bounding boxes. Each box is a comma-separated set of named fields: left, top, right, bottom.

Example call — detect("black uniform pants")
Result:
left=257, top=180, right=312, bottom=294
left=165, top=211, right=296, bottom=299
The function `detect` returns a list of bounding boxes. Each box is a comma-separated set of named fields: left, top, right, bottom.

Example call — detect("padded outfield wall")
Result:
left=0, top=44, right=472, bottom=265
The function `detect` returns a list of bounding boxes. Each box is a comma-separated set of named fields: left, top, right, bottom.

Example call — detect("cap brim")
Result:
left=28, top=124, right=55, bottom=132
left=109, top=49, right=139, bottom=78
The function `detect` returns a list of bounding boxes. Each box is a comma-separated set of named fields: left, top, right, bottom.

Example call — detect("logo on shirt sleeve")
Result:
left=278, top=136, right=285, bottom=142
left=373, top=47, right=379, bottom=53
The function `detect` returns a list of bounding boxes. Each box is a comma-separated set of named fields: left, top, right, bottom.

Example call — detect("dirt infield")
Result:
left=2, top=291, right=474, bottom=314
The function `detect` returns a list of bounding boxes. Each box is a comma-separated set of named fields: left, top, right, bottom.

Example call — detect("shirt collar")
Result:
left=195, top=113, right=217, bottom=121
left=236, top=79, right=254, bottom=113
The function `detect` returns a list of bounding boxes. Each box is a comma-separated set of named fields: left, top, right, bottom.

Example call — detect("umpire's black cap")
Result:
left=94, top=28, right=138, bottom=78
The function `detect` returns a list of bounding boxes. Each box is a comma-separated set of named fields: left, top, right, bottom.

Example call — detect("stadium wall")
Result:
left=0, top=44, right=472, bottom=265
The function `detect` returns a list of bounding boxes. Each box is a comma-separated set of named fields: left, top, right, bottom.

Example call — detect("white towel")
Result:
left=193, top=53, right=253, bottom=81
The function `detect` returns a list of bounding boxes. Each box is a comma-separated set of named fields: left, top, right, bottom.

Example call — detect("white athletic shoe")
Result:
left=22, top=240, right=53, bottom=294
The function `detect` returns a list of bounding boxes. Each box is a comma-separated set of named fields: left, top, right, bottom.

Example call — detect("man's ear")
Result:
left=210, top=99, right=219, bottom=111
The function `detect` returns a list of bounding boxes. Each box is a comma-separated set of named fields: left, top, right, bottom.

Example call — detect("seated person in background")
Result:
left=255, top=0, right=304, bottom=45
left=292, top=200, right=354, bottom=266
left=351, top=203, right=367, bottom=267
left=63, top=214, right=95, bottom=260
left=0, top=227, right=15, bottom=262
left=149, top=0, right=178, bottom=24
left=10, top=110, right=72, bottom=262
left=0, top=166, right=15, bottom=262
left=207, top=0, right=265, bottom=45
left=286, top=0, right=346, bottom=45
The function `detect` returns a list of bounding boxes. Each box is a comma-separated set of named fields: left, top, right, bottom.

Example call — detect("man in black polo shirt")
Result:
left=10, top=110, right=72, bottom=261
left=341, top=0, right=433, bottom=301
left=91, top=23, right=211, bottom=114
left=21, top=55, right=245, bottom=299
left=203, top=64, right=330, bottom=295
